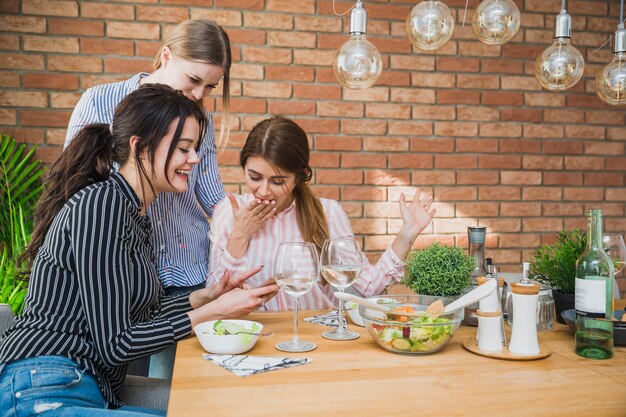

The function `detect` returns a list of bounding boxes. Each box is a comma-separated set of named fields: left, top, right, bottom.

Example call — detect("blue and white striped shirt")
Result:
left=65, top=74, right=225, bottom=288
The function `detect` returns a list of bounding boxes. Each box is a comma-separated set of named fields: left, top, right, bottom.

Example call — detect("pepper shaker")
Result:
left=508, top=282, right=541, bottom=355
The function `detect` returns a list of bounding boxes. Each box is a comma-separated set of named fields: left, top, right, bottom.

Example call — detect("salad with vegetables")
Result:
left=206, top=320, right=260, bottom=344
left=369, top=305, right=455, bottom=353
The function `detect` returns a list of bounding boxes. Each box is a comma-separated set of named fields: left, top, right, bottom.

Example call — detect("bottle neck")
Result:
left=587, top=210, right=603, bottom=250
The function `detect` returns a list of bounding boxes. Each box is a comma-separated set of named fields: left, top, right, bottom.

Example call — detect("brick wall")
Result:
left=1, top=0, right=625, bottom=273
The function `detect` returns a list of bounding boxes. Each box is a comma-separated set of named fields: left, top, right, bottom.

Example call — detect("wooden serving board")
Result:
left=462, top=337, right=551, bottom=361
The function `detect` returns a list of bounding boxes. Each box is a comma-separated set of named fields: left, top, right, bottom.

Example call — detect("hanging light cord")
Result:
left=589, top=0, right=625, bottom=58
left=332, top=0, right=358, bottom=16
left=462, top=0, right=470, bottom=27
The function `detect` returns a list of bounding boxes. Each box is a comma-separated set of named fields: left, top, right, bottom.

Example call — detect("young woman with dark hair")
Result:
left=0, top=85, right=277, bottom=417
left=207, top=116, right=435, bottom=311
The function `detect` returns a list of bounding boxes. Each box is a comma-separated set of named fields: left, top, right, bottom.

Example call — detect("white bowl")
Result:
left=345, top=302, right=365, bottom=327
left=194, top=320, right=263, bottom=355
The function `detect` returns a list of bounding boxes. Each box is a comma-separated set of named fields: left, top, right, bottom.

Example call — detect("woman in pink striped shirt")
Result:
left=207, top=117, right=435, bottom=311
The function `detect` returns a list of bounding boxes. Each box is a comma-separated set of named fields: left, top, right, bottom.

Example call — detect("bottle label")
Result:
left=575, top=277, right=606, bottom=318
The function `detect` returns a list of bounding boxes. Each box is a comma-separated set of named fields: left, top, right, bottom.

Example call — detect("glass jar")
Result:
left=505, top=280, right=554, bottom=331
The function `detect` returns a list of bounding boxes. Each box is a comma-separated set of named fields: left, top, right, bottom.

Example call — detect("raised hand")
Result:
left=398, top=190, right=436, bottom=237
left=227, top=194, right=276, bottom=259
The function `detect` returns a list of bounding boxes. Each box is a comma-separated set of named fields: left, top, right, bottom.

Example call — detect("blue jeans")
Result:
left=0, top=356, right=165, bottom=417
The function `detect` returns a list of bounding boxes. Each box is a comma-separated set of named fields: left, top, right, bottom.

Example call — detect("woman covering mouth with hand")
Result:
left=207, top=116, right=436, bottom=311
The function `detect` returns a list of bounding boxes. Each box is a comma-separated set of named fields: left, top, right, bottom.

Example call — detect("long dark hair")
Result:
left=240, top=116, right=329, bottom=252
left=21, top=84, right=206, bottom=276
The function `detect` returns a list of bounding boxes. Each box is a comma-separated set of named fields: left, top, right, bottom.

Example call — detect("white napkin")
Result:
left=202, top=354, right=312, bottom=377
left=304, top=310, right=347, bottom=329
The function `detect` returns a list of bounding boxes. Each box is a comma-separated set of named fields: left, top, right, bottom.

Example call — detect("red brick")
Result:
left=294, top=84, right=340, bottom=100
left=563, top=187, right=605, bottom=201
left=105, top=58, right=152, bottom=74
left=500, top=108, right=542, bottom=123
left=49, top=55, right=100, bottom=72
left=457, top=138, right=498, bottom=153
left=482, top=91, right=523, bottom=106
left=523, top=218, right=564, bottom=232
left=294, top=15, right=342, bottom=32
left=268, top=100, right=315, bottom=116
left=136, top=5, right=188, bottom=22
left=344, top=87, right=389, bottom=102
left=584, top=172, right=624, bottom=186
left=190, top=9, right=242, bottom=26
left=585, top=203, right=624, bottom=217
left=48, top=18, right=104, bottom=36
left=215, top=0, right=261, bottom=8
left=500, top=138, right=542, bottom=154
left=377, top=71, right=410, bottom=87
left=23, top=73, right=78, bottom=90
left=565, top=125, right=605, bottom=140
left=543, top=140, right=583, bottom=155
left=500, top=202, right=542, bottom=217
left=437, top=90, right=480, bottom=104
left=0, top=109, right=16, bottom=124
left=391, top=88, right=435, bottom=104
left=499, top=233, right=542, bottom=249
left=389, top=56, right=435, bottom=71
left=268, top=31, right=316, bottom=48
left=435, top=187, right=477, bottom=201
left=310, top=153, right=339, bottom=168
left=23, top=0, right=78, bottom=17
left=412, top=171, right=456, bottom=185
left=524, top=92, right=565, bottom=107
left=543, top=203, right=584, bottom=217
left=231, top=63, right=264, bottom=80
left=23, top=35, right=78, bottom=54
left=342, top=154, right=386, bottom=169
left=365, top=103, right=410, bottom=119
left=20, top=110, right=72, bottom=127
left=564, top=156, right=604, bottom=170
left=243, top=81, right=291, bottom=98
left=544, top=109, right=585, bottom=124
left=81, top=2, right=134, bottom=20
left=607, top=127, right=626, bottom=141
left=244, top=12, right=292, bottom=29
left=523, top=155, right=563, bottom=170
left=50, top=92, right=81, bottom=108
left=481, top=59, right=524, bottom=74
left=81, top=39, right=134, bottom=56
left=2, top=127, right=44, bottom=144
left=585, top=141, right=624, bottom=156
left=317, top=102, right=363, bottom=118
left=292, top=118, right=338, bottom=134
left=342, top=119, right=386, bottom=135
left=243, top=47, right=292, bottom=64
left=0, top=0, right=18, bottom=13
left=364, top=170, right=411, bottom=186
left=0, top=91, right=47, bottom=107
left=434, top=122, right=477, bottom=137
left=436, top=57, right=480, bottom=72
left=363, top=137, right=408, bottom=152
left=388, top=154, right=432, bottom=169
left=455, top=202, right=499, bottom=217
left=315, top=136, right=361, bottom=151
left=411, top=73, right=455, bottom=88
left=586, top=109, right=626, bottom=126
left=543, top=172, right=583, bottom=185
left=478, top=155, right=521, bottom=169
left=0, top=15, right=46, bottom=33
left=136, top=41, right=161, bottom=58
left=457, top=171, right=499, bottom=185
left=567, top=94, right=605, bottom=109
left=458, top=41, right=501, bottom=57
left=107, top=22, right=160, bottom=40
left=435, top=155, right=477, bottom=169
left=317, top=169, right=362, bottom=184
left=0, top=35, right=18, bottom=51
left=387, top=121, right=432, bottom=136
left=412, top=105, right=455, bottom=120
left=480, top=186, right=521, bottom=201
left=229, top=97, right=266, bottom=114
left=0, top=71, right=21, bottom=87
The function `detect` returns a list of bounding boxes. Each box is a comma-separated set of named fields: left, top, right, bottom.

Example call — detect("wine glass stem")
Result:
left=292, top=295, right=300, bottom=348
left=337, top=288, right=345, bottom=338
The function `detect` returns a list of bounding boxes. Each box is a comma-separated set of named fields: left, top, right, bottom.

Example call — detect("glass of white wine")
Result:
left=320, top=237, right=362, bottom=341
left=274, top=242, right=319, bottom=353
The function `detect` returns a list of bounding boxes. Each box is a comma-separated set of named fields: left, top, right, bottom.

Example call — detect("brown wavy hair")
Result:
left=154, top=19, right=232, bottom=149
left=20, top=84, right=206, bottom=277
left=240, top=116, right=329, bottom=253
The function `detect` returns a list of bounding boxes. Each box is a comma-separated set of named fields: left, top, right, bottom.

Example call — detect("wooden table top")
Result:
left=168, top=302, right=626, bottom=417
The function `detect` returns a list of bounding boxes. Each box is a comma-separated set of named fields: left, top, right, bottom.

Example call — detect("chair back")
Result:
left=0, top=304, right=15, bottom=335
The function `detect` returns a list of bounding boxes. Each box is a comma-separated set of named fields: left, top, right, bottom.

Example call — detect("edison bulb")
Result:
left=334, top=34, right=382, bottom=89
left=535, top=38, right=585, bottom=91
left=406, top=0, right=455, bottom=51
left=471, top=0, right=520, bottom=45
left=596, top=52, right=626, bottom=105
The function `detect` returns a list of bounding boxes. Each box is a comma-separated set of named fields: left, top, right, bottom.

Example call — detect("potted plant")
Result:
left=402, top=242, right=475, bottom=296
left=530, top=229, right=586, bottom=324
left=0, top=133, right=43, bottom=315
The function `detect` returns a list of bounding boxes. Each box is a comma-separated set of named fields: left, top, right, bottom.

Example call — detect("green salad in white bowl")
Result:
left=194, top=319, right=263, bottom=355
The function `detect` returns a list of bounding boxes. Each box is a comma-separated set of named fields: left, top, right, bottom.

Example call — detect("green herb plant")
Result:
left=403, top=242, right=475, bottom=296
left=0, top=134, right=44, bottom=315
left=530, top=229, right=586, bottom=294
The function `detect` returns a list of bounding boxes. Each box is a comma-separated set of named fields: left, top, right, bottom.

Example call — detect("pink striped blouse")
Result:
left=208, top=194, right=405, bottom=311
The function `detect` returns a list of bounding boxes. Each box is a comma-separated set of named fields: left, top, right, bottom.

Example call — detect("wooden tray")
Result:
left=462, top=337, right=551, bottom=361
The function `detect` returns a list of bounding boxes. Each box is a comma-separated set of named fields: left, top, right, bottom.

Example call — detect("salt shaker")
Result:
left=477, top=309, right=503, bottom=352
left=508, top=282, right=541, bottom=355
left=476, top=275, right=504, bottom=344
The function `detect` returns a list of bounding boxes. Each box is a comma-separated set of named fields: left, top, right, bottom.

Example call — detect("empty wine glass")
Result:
left=320, top=238, right=363, bottom=341
left=602, top=234, right=626, bottom=275
left=274, top=242, right=319, bottom=353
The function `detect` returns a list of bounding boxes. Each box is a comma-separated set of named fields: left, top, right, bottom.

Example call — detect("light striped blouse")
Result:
left=0, top=173, right=192, bottom=406
left=208, top=194, right=405, bottom=311
left=64, top=73, right=225, bottom=288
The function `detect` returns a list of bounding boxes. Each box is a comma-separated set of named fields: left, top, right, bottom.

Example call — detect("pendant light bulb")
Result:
left=334, top=1, right=382, bottom=89
left=596, top=24, right=626, bottom=106
left=534, top=10, right=585, bottom=91
left=471, top=0, right=521, bottom=45
left=406, top=0, right=455, bottom=51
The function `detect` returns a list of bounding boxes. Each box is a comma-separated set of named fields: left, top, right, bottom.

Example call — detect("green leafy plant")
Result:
left=402, top=242, right=475, bottom=296
left=530, top=229, right=586, bottom=294
left=0, top=134, right=44, bottom=315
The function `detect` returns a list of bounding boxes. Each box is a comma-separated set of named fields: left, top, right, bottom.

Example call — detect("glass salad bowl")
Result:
left=359, top=294, right=463, bottom=354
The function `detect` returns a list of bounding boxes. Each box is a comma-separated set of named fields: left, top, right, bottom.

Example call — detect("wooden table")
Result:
left=168, top=302, right=626, bottom=417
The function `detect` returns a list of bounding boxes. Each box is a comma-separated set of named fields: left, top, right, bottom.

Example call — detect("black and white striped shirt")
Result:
left=0, top=172, right=192, bottom=406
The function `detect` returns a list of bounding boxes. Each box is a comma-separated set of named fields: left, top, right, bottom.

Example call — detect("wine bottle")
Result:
left=575, top=208, right=614, bottom=359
